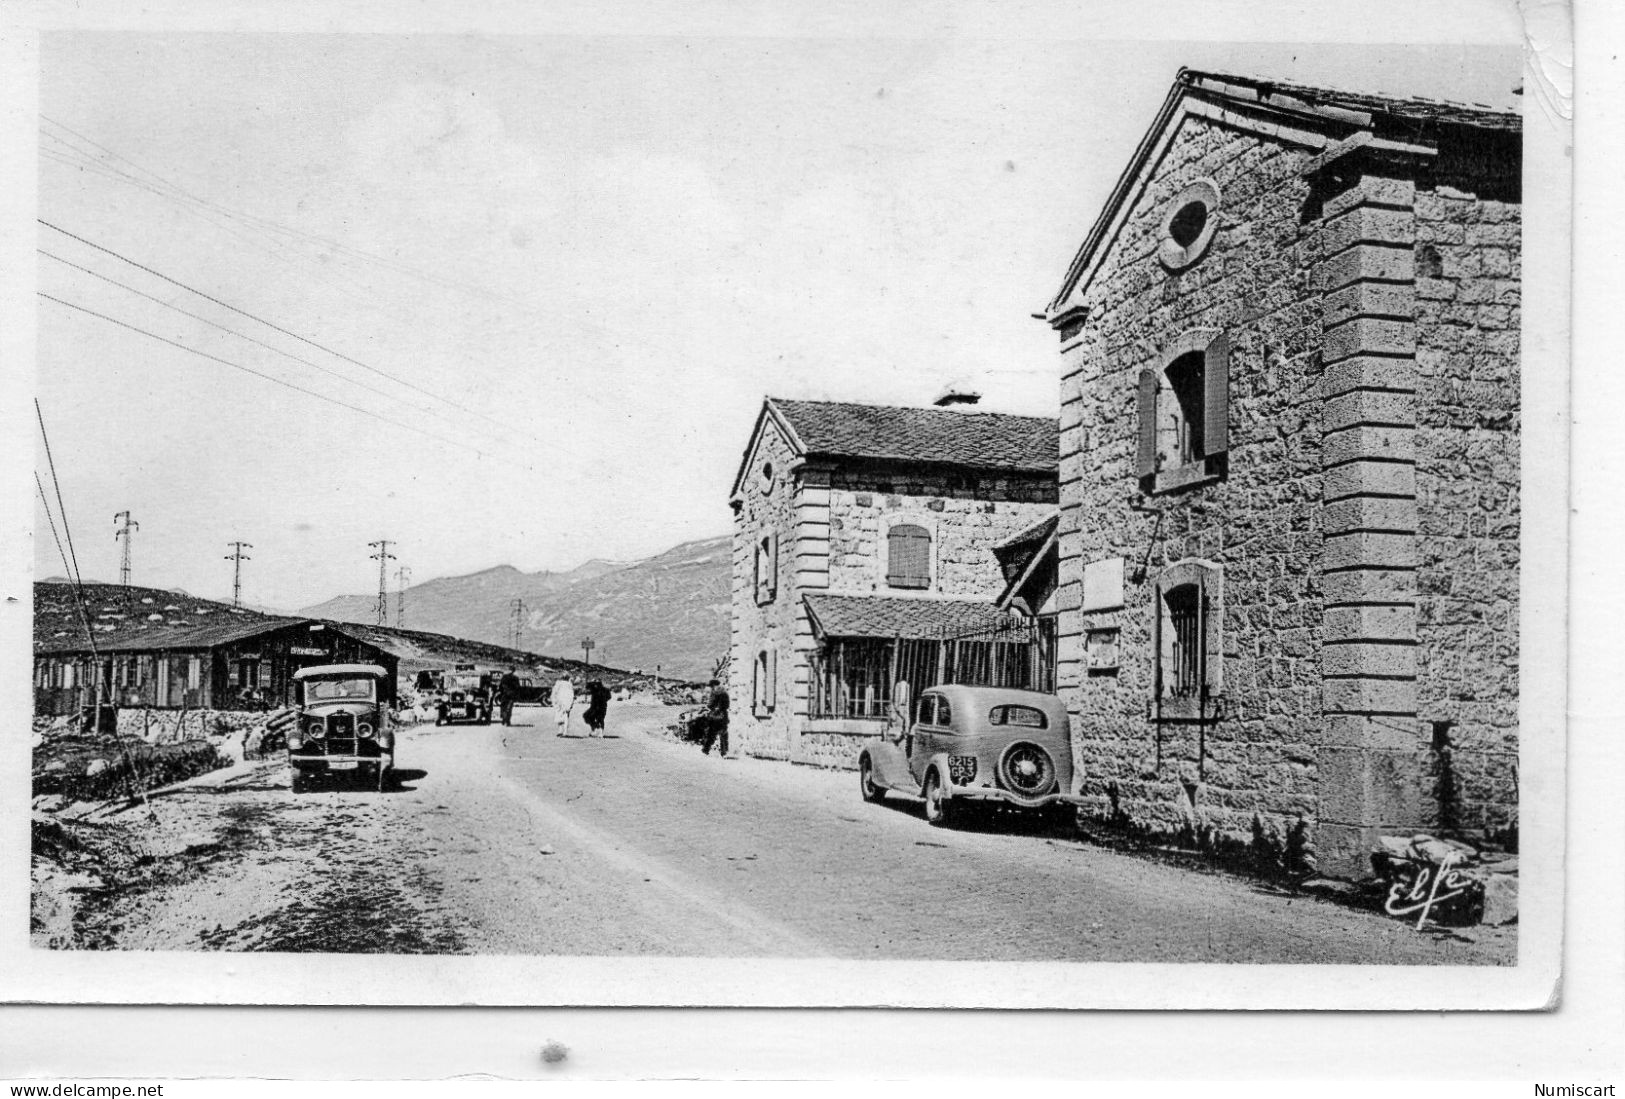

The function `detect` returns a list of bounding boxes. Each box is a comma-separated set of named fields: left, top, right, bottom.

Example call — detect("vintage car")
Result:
left=287, top=664, right=395, bottom=792
left=434, top=671, right=494, bottom=725
left=857, top=683, right=1087, bottom=827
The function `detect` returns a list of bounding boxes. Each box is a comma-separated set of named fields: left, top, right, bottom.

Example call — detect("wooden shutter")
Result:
left=1136, top=368, right=1159, bottom=478
left=767, top=647, right=777, bottom=711
left=767, top=534, right=778, bottom=599
left=1203, top=332, right=1230, bottom=457
left=887, top=525, right=931, bottom=588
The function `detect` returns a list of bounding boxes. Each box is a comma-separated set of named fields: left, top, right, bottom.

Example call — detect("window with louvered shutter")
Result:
left=886, top=524, right=931, bottom=589
left=1203, top=332, right=1229, bottom=457
left=1136, top=369, right=1159, bottom=479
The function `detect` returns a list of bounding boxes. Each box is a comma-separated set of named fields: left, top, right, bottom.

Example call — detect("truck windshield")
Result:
left=305, top=677, right=375, bottom=702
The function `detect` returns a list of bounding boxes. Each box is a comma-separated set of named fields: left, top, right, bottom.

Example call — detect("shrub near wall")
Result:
left=33, top=739, right=232, bottom=803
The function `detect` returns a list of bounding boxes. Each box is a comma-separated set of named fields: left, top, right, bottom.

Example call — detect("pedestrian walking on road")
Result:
left=698, top=679, right=730, bottom=757
left=550, top=676, right=576, bottom=737
left=497, top=667, right=520, bottom=726
left=583, top=679, right=611, bottom=737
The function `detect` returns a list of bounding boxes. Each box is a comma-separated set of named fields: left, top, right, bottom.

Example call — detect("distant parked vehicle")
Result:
left=435, top=672, right=494, bottom=725
left=287, top=664, right=395, bottom=793
left=858, top=683, right=1087, bottom=827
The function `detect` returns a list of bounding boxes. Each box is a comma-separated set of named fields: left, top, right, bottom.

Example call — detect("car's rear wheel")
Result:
left=922, top=769, right=954, bottom=827
left=859, top=755, right=886, bottom=803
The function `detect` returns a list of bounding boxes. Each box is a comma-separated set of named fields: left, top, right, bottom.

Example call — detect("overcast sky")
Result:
left=29, top=24, right=1521, bottom=610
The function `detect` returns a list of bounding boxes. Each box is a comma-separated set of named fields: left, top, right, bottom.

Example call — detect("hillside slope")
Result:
left=299, top=536, right=730, bottom=681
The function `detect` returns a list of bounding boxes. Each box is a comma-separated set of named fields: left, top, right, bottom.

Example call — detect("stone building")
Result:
left=1041, top=70, right=1520, bottom=877
left=728, top=397, right=1058, bottom=767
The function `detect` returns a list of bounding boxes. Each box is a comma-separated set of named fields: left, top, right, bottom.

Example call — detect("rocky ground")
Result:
left=31, top=700, right=1515, bottom=963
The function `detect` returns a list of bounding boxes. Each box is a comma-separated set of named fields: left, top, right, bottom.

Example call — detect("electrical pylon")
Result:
left=113, top=511, right=138, bottom=586
left=509, top=598, right=528, bottom=650
left=368, top=540, right=395, bottom=626
left=225, top=541, right=253, bottom=607
left=396, top=566, right=411, bottom=628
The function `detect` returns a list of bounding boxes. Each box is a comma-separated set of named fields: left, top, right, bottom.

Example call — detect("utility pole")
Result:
left=368, top=540, right=395, bottom=626
left=580, top=636, right=595, bottom=665
left=225, top=541, right=253, bottom=607
left=113, top=511, right=138, bottom=587
left=395, top=566, right=411, bottom=628
left=509, top=598, right=528, bottom=650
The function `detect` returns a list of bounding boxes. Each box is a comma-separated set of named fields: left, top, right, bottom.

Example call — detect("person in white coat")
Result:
left=550, top=676, right=576, bottom=737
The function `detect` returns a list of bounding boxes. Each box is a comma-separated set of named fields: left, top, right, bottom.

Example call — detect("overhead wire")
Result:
left=37, top=290, right=542, bottom=471
left=35, top=403, right=154, bottom=808
left=40, top=116, right=554, bottom=316
left=38, top=118, right=637, bottom=428
left=39, top=135, right=514, bottom=366
left=38, top=218, right=543, bottom=444
left=38, top=248, right=445, bottom=413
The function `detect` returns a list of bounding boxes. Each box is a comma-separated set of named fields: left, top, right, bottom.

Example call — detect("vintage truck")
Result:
left=286, top=664, right=395, bottom=792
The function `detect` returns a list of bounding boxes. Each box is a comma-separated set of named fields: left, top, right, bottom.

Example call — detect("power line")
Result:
left=38, top=219, right=536, bottom=440
left=34, top=411, right=152, bottom=809
left=35, top=399, right=86, bottom=592
left=37, top=290, right=530, bottom=469
left=40, top=116, right=553, bottom=316
left=39, top=248, right=439, bottom=416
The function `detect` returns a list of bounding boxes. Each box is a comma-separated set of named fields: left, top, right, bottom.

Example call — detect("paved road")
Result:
left=37, top=701, right=1513, bottom=963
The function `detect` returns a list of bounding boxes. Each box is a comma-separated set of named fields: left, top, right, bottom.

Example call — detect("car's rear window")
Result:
left=988, top=704, right=1047, bottom=729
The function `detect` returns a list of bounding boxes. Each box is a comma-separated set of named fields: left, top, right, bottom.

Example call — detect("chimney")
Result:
left=933, top=384, right=982, bottom=409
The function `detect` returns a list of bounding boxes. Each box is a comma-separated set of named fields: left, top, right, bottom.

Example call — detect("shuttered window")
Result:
left=1136, top=330, right=1230, bottom=489
left=886, top=524, right=931, bottom=589
left=755, top=534, right=777, bottom=603
left=753, top=649, right=776, bottom=715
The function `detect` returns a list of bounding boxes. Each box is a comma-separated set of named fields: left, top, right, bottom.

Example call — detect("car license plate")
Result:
left=327, top=762, right=358, bottom=771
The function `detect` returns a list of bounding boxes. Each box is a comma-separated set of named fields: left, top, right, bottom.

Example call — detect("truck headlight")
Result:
left=357, top=723, right=375, bottom=739
left=306, top=721, right=324, bottom=739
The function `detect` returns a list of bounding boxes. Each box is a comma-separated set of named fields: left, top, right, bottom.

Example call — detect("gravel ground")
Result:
left=31, top=700, right=1514, bottom=963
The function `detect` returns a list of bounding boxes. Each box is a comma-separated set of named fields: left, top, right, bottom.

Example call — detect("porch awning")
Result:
left=803, top=594, right=1006, bottom=641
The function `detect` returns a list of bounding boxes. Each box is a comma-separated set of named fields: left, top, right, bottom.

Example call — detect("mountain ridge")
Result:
left=298, top=534, right=731, bottom=680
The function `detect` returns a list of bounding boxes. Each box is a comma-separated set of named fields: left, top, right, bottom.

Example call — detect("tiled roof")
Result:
left=804, top=594, right=1007, bottom=640
left=769, top=399, right=1058, bottom=474
left=992, top=514, right=1059, bottom=586
left=1184, top=69, right=1522, bottom=133
left=994, top=513, right=1059, bottom=557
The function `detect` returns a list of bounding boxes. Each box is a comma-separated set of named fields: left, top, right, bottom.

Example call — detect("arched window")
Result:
left=1152, top=560, right=1224, bottom=720
left=886, top=524, right=931, bottom=589
left=1137, top=329, right=1230, bottom=493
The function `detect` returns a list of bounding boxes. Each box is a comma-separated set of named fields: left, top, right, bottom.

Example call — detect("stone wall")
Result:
left=729, top=420, right=802, bottom=760
left=1055, top=108, right=1520, bottom=876
left=826, top=467, right=1056, bottom=599
left=1411, top=157, right=1521, bottom=845
left=1058, top=112, right=1328, bottom=858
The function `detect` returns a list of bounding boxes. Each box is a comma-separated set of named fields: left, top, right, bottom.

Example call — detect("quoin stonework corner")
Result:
left=1042, top=69, right=1520, bottom=878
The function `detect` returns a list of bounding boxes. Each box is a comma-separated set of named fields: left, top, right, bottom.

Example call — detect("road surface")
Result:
left=34, top=701, right=1514, bottom=963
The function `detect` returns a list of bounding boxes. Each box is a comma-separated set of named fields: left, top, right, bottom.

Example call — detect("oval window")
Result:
left=759, top=461, right=774, bottom=493
left=1157, top=179, right=1221, bottom=271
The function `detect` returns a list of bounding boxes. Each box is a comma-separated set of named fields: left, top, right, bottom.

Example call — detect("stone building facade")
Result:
left=728, top=398, right=1058, bottom=768
left=1042, top=70, right=1520, bottom=877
